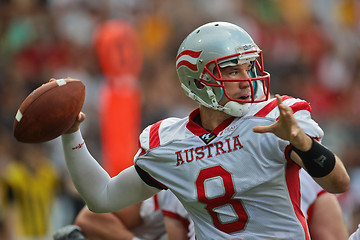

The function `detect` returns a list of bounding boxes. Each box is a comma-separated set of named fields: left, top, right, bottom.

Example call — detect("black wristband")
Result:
left=291, top=137, right=335, bottom=178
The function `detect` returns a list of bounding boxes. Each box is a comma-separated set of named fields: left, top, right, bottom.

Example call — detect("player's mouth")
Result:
left=237, top=93, right=251, bottom=101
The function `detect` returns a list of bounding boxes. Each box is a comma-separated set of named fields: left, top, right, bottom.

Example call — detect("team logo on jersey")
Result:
left=199, top=132, right=216, bottom=144
left=176, top=50, right=202, bottom=71
left=218, top=125, right=238, bottom=136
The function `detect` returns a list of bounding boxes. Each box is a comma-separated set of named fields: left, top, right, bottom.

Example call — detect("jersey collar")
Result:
left=186, top=108, right=235, bottom=136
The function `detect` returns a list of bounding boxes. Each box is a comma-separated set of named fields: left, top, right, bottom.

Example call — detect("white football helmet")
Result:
left=176, top=22, right=270, bottom=117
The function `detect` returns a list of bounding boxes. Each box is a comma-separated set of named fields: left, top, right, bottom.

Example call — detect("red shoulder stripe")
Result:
left=290, top=101, right=312, bottom=114
left=276, top=101, right=312, bottom=120
left=254, top=96, right=293, bottom=117
left=149, top=120, right=163, bottom=149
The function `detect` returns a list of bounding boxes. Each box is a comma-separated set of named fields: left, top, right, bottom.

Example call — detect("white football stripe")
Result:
left=56, top=79, right=67, bottom=86
left=15, top=110, right=23, bottom=122
left=176, top=55, right=197, bottom=66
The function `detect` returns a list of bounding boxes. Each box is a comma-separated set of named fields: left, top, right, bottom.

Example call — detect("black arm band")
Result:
left=291, top=137, right=335, bottom=178
left=135, top=164, right=166, bottom=190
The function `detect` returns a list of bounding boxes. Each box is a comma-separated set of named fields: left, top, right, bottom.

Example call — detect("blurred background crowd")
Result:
left=0, top=0, right=359, bottom=239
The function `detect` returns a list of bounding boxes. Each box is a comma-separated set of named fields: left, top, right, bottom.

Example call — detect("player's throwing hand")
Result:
left=64, top=112, right=86, bottom=134
left=253, top=94, right=312, bottom=151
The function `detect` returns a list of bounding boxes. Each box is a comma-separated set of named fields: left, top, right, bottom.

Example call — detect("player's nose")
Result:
left=238, top=79, right=250, bottom=90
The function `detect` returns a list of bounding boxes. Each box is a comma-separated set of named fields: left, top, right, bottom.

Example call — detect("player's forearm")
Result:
left=312, top=155, right=350, bottom=194
left=62, top=130, right=113, bottom=211
left=290, top=135, right=350, bottom=193
left=76, top=213, right=136, bottom=240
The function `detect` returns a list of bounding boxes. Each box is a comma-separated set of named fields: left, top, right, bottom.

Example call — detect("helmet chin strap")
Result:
left=205, top=87, right=251, bottom=117
left=222, top=101, right=251, bottom=117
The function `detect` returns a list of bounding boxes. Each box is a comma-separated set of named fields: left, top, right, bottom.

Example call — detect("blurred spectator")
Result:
left=0, top=144, right=60, bottom=240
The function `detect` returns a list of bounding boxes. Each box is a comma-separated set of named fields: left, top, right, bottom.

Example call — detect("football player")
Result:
left=53, top=171, right=349, bottom=240
left=73, top=194, right=166, bottom=240
left=53, top=194, right=166, bottom=240
left=61, top=22, right=349, bottom=239
left=159, top=169, right=349, bottom=240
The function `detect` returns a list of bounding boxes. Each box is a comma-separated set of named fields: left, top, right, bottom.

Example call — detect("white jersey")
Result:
left=299, top=169, right=326, bottom=221
left=158, top=190, right=195, bottom=240
left=132, top=194, right=166, bottom=240
left=135, top=96, right=323, bottom=240
left=157, top=170, right=326, bottom=240
left=349, top=225, right=360, bottom=240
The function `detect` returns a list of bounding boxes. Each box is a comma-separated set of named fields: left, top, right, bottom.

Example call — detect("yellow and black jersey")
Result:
left=1, top=157, right=60, bottom=238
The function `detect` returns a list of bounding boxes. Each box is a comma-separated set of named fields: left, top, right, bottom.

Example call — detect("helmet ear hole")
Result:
left=194, top=79, right=205, bottom=89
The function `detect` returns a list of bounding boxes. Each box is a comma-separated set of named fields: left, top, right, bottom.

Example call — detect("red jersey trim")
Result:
left=149, top=120, right=163, bottom=149
left=153, top=193, right=159, bottom=211
left=284, top=145, right=311, bottom=240
left=162, top=210, right=190, bottom=234
left=186, top=108, right=234, bottom=136
left=276, top=101, right=312, bottom=121
left=290, top=101, right=312, bottom=113
left=254, top=96, right=293, bottom=117
left=307, top=189, right=326, bottom=223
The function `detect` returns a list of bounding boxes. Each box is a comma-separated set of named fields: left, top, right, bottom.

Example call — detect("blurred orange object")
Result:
left=94, top=20, right=143, bottom=82
left=99, top=81, right=141, bottom=177
left=94, top=20, right=143, bottom=176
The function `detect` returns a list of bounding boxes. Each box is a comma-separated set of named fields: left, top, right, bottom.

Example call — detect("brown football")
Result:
left=13, top=78, right=85, bottom=143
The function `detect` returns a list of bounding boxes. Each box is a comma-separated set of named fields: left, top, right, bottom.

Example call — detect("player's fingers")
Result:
left=253, top=125, right=272, bottom=133
left=275, top=95, right=288, bottom=117
left=77, top=112, right=86, bottom=122
left=275, top=94, right=282, bottom=105
left=49, top=78, right=56, bottom=82
left=275, top=94, right=293, bottom=117
left=64, top=112, right=86, bottom=134
left=278, top=102, right=293, bottom=118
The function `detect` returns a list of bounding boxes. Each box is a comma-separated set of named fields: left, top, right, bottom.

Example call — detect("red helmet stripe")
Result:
left=176, top=60, right=198, bottom=71
left=176, top=50, right=202, bottom=71
left=176, top=50, right=202, bottom=60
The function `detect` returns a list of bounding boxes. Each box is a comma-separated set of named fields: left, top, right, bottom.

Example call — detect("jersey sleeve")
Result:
left=299, top=169, right=325, bottom=220
left=135, top=165, right=166, bottom=190
left=61, top=130, right=160, bottom=213
left=158, top=190, right=195, bottom=239
left=135, top=117, right=181, bottom=155
left=158, top=190, right=188, bottom=219
left=134, top=117, right=185, bottom=189
left=285, top=98, right=324, bottom=141
left=251, top=96, right=324, bottom=141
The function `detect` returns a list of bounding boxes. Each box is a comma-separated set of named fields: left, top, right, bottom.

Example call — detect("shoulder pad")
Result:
left=138, top=117, right=188, bottom=151
left=248, top=95, right=311, bottom=120
left=248, top=95, right=323, bottom=140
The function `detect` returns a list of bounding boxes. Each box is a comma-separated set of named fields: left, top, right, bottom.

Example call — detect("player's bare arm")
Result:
left=75, top=204, right=143, bottom=240
left=253, top=94, right=350, bottom=194
left=163, top=216, right=189, bottom=240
